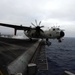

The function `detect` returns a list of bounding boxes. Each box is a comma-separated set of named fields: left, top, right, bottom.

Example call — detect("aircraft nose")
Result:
left=60, top=31, right=65, bottom=37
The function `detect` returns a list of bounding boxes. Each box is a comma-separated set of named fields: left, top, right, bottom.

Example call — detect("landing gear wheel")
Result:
left=46, top=41, right=51, bottom=46
left=46, top=38, right=48, bottom=41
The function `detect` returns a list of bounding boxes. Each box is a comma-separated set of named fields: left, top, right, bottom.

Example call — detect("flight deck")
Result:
left=0, top=36, right=48, bottom=75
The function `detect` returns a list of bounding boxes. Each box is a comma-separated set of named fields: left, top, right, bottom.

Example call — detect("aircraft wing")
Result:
left=0, top=23, right=30, bottom=30
left=0, top=23, right=31, bottom=35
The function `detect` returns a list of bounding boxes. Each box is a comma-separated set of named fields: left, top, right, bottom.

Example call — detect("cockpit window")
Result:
left=53, top=28, right=55, bottom=31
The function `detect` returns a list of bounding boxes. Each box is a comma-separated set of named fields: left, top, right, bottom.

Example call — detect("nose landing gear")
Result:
left=46, top=38, right=51, bottom=46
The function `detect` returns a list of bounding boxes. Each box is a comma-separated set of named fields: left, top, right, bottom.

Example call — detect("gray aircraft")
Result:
left=0, top=20, right=65, bottom=43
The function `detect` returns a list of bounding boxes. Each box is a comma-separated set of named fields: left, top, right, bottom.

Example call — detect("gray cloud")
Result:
left=0, top=0, right=75, bottom=37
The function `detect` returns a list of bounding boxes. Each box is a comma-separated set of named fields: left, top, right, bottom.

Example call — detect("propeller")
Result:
left=31, top=20, right=44, bottom=28
left=31, top=20, right=44, bottom=35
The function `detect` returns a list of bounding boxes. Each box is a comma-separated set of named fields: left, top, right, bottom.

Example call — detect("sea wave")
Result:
left=46, top=37, right=75, bottom=75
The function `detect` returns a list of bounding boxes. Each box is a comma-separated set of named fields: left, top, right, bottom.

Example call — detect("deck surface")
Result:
left=0, top=36, right=48, bottom=75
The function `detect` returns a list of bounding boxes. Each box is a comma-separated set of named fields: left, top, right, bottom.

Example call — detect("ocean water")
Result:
left=37, top=37, right=75, bottom=75
left=46, top=37, right=75, bottom=75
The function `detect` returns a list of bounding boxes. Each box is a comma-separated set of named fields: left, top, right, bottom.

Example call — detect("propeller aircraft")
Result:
left=0, top=20, right=65, bottom=45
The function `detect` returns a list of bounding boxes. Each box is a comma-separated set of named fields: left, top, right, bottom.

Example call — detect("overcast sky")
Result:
left=0, top=0, right=75, bottom=37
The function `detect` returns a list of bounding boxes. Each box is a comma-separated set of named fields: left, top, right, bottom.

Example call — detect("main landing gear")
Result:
left=58, top=39, right=62, bottom=43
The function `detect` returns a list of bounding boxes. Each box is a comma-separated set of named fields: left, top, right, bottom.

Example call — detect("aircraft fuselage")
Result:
left=24, top=27, right=64, bottom=40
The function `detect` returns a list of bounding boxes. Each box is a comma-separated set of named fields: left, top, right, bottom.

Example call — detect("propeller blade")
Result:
left=39, top=21, right=41, bottom=26
left=35, top=19, right=37, bottom=25
left=40, top=29, right=44, bottom=33
left=31, top=22, right=36, bottom=27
